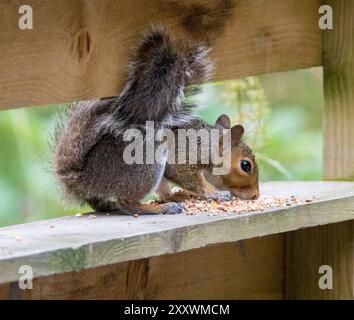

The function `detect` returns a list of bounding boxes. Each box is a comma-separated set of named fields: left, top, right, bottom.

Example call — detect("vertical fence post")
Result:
left=286, top=0, right=354, bottom=299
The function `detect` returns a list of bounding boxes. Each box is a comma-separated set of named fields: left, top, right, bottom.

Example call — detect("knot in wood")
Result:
left=71, top=28, right=92, bottom=63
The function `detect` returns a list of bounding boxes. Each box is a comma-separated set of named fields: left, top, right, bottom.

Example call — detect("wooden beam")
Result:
left=286, top=0, right=354, bottom=299
left=0, top=181, right=354, bottom=285
left=0, top=0, right=322, bottom=110
left=0, top=235, right=284, bottom=299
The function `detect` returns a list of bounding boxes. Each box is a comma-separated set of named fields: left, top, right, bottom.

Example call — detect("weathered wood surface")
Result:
left=0, top=235, right=284, bottom=299
left=0, top=0, right=322, bottom=110
left=0, top=181, right=354, bottom=285
left=286, top=221, right=354, bottom=299
left=286, top=0, right=354, bottom=300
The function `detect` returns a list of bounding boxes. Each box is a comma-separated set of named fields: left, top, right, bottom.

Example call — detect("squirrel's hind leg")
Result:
left=86, top=198, right=184, bottom=215
left=86, top=197, right=185, bottom=215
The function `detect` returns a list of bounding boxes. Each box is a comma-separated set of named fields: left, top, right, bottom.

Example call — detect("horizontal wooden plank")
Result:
left=0, top=0, right=322, bottom=110
left=0, top=235, right=284, bottom=299
left=0, top=181, right=354, bottom=284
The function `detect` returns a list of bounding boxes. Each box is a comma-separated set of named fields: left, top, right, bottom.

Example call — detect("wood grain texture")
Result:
left=0, top=0, right=322, bottom=110
left=323, top=0, right=354, bottom=180
left=0, top=181, right=354, bottom=285
left=286, top=222, right=353, bottom=299
left=286, top=0, right=354, bottom=300
left=0, top=235, right=284, bottom=299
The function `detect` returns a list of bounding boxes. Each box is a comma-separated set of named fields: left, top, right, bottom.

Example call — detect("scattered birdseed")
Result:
left=159, top=193, right=318, bottom=216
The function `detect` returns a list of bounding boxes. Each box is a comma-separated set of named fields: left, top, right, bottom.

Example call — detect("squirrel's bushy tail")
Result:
left=113, top=27, right=213, bottom=124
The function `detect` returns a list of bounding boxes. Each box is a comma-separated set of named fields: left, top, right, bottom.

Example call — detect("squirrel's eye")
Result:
left=240, top=160, right=252, bottom=173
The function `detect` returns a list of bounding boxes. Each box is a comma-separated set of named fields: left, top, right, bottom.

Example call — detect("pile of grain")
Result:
left=180, top=193, right=316, bottom=216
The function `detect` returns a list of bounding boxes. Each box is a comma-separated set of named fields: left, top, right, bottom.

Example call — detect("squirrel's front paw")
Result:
left=160, top=202, right=186, bottom=215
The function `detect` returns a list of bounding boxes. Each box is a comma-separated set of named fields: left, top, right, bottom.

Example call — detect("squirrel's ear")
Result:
left=231, top=124, right=244, bottom=145
left=215, top=114, right=231, bottom=129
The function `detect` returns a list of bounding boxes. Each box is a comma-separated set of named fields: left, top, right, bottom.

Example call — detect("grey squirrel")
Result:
left=53, top=27, right=259, bottom=215
left=53, top=27, right=212, bottom=214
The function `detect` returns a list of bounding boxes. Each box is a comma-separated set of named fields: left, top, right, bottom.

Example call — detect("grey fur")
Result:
left=52, top=27, right=213, bottom=214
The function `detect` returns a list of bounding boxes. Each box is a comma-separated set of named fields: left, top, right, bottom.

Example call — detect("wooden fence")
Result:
left=0, top=0, right=353, bottom=299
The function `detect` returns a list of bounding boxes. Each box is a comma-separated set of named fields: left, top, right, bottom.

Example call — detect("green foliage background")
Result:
left=0, top=68, right=323, bottom=227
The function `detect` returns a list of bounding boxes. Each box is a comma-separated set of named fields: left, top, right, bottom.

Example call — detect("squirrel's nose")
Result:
left=230, top=188, right=260, bottom=200
left=251, top=190, right=260, bottom=200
